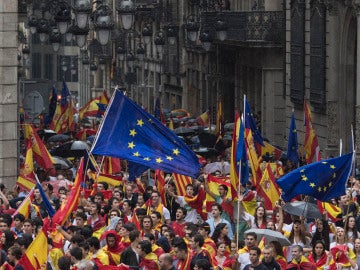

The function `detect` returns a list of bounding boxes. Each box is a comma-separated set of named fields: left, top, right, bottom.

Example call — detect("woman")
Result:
left=1, top=230, right=15, bottom=253
left=311, top=219, right=330, bottom=251
left=330, top=227, right=353, bottom=250
left=285, top=219, right=311, bottom=261
left=269, top=241, right=287, bottom=270
left=354, top=237, right=360, bottom=268
left=214, top=243, right=235, bottom=270
left=252, top=205, right=267, bottom=229
left=329, top=227, right=357, bottom=269
left=212, top=223, right=231, bottom=248
left=345, top=216, right=360, bottom=243
left=307, top=240, right=329, bottom=270
left=194, top=259, right=211, bottom=270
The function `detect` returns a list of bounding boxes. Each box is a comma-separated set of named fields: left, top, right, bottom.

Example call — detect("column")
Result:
left=0, top=0, right=19, bottom=185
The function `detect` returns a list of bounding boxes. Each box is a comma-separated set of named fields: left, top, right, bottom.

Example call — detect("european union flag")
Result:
left=60, top=80, right=70, bottom=107
left=277, top=152, right=354, bottom=202
left=91, top=90, right=201, bottom=178
left=35, top=180, right=55, bottom=218
left=244, top=97, right=264, bottom=146
left=236, top=119, right=249, bottom=185
left=287, top=111, right=299, bottom=165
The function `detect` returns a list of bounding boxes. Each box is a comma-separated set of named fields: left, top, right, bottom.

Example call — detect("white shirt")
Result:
left=175, top=196, right=200, bottom=224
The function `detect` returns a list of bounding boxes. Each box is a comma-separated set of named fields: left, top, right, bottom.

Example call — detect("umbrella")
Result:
left=194, top=147, right=219, bottom=158
left=52, top=156, right=72, bottom=169
left=224, top=122, right=234, bottom=131
left=244, top=228, right=291, bottom=246
left=37, top=129, right=56, bottom=141
left=50, top=141, right=90, bottom=158
left=174, top=127, right=196, bottom=136
left=48, top=134, right=70, bottom=143
left=171, top=109, right=190, bottom=118
left=282, top=201, right=322, bottom=219
left=204, top=162, right=230, bottom=174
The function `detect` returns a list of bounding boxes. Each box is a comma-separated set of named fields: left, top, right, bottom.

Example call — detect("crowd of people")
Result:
left=2, top=149, right=360, bottom=270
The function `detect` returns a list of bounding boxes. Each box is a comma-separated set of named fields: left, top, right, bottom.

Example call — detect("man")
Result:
left=238, top=232, right=258, bottom=270
left=172, top=207, right=187, bottom=237
left=206, top=203, right=233, bottom=239
left=147, top=191, right=171, bottom=224
left=198, top=222, right=216, bottom=258
left=123, top=199, right=134, bottom=221
left=189, top=233, right=213, bottom=269
left=151, top=211, right=163, bottom=232
left=138, top=240, right=159, bottom=270
left=166, top=183, right=205, bottom=224
left=173, top=237, right=192, bottom=270
left=101, top=230, right=122, bottom=265
left=70, top=246, right=83, bottom=268
left=12, top=213, right=25, bottom=237
left=262, top=245, right=281, bottom=270
left=125, top=184, right=138, bottom=207
left=88, top=236, right=109, bottom=266
left=143, top=233, right=164, bottom=258
left=120, top=230, right=141, bottom=268
left=204, top=174, right=233, bottom=222
left=243, top=247, right=268, bottom=270
left=286, top=245, right=316, bottom=270
left=159, top=253, right=176, bottom=270
left=87, top=201, right=106, bottom=238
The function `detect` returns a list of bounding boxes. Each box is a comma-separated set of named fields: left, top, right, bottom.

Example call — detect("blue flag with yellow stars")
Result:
left=277, top=152, right=354, bottom=202
left=236, top=118, right=249, bottom=185
left=287, top=111, right=299, bottom=165
left=91, top=90, right=201, bottom=178
left=244, top=97, right=264, bottom=146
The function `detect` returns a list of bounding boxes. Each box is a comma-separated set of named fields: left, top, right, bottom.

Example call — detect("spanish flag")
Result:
left=155, top=170, right=167, bottom=207
left=24, top=124, right=54, bottom=171
left=256, top=163, right=280, bottom=210
left=88, top=171, right=122, bottom=187
left=12, top=189, right=34, bottom=219
left=304, top=100, right=321, bottom=163
left=197, top=110, right=210, bottom=126
left=17, top=230, right=48, bottom=270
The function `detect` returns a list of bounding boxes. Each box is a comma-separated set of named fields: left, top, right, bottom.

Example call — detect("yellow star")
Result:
left=292, top=129, right=297, bottom=133
left=330, top=164, right=335, bottom=169
left=144, top=157, right=150, bottom=161
left=323, top=186, right=327, bottom=192
left=129, top=129, right=137, bottom=137
left=137, top=119, right=144, bottom=127
left=328, top=182, right=332, bottom=187
left=301, top=176, right=308, bottom=181
left=128, top=142, right=135, bottom=149
left=173, top=148, right=180, bottom=155
left=322, top=162, right=327, bottom=164
left=133, top=152, right=140, bottom=157
left=166, top=156, right=173, bottom=161
left=300, top=169, right=305, bottom=173
left=310, top=182, right=316, bottom=188
left=332, top=173, right=336, bottom=178
left=318, top=187, right=322, bottom=192
left=156, top=157, right=163, bottom=163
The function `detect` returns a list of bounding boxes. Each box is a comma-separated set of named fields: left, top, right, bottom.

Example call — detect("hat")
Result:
left=198, top=222, right=211, bottom=233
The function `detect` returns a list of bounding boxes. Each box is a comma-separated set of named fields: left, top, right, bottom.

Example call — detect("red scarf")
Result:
left=286, top=256, right=316, bottom=270
left=177, top=251, right=192, bottom=270
left=307, top=253, right=328, bottom=269
left=184, top=188, right=206, bottom=217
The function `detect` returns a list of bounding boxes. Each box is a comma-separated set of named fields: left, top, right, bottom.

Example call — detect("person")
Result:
left=243, top=246, right=268, bottom=270
left=138, top=240, right=159, bottom=270
left=172, top=207, right=187, bottom=237
left=214, top=242, right=236, bottom=270
left=88, top=236, right=109, bottom=267
left=212, top=223, right=231, bottom=248
left=286, top=245, right=316, bottom=270
left=345, top=216, right=360, bottom=243
left=164, top=180, right=180, bottom=221
left=307, top=240, right=329, bottom=270
left=193, top=259, right=211, bottom=270
left=198, top=222, right=217, bottom=258
left=11, top=213, right=25, bottom=237
left=262, top=245, right=281, bottom=270
left=330, top=226, right=354, bottom=250
left=206, top=203, right=234, bottom=240
left=58, top=256, right=71, bottom=270
left=354, top=237, right=360, bottom=267
left=189, top=234, right=213, bottom=270
left=269, top=241, right=287, bottom=270
left=173, top=237, right=192, bottom=270
left=101, top=230, right=122, bottom=265
left=252, top=205, right=267, bottom=229
left=310, top=219, right=330, bottom=251
left=238, top=232, right=258, bottom=270
left=120, top=230, right=141, bottom=268
left=284, top=219, right=311, bottom=262
left=87, top=201, right=106, bottom=238
left=159, top=253, right=176, bottom=270
left=7, top=246, right=24, bottom=270
left=147, top=191, right=171, bottom=224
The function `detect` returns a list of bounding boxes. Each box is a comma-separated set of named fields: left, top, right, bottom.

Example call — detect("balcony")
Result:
left=200, top=10, right=284, bottom=47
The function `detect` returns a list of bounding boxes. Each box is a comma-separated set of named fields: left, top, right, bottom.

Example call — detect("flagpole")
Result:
left=339, top=139, right=342, bottom=156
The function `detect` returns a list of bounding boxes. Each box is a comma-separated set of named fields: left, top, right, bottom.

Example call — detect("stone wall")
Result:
left=0, top=1, right=18, bottom=186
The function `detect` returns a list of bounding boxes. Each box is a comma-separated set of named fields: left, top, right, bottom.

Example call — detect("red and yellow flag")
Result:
left=18, top=230, right=48, bottom=270
left=24, top=124, right=54, bottom=171
left=257, top=163, right=280, bottom=210
left=205, top=174, right=231, bottom=212
left=12, top=189, right=34, bottom=219
left=88, top=171, right=122, bottom=187
left=197, top=110, right=210, bottom=126
left=20, top=141, right=35, bottom=177
left=103, top=157, right=122, bottom=175
left=304, top=100, right=321, bottom=163
left=215, top=96, right=223, bottom=136
left=155, top=170, right=166, bottom=206
left=245, top=128, right=261, bottom=185
left=229, top=111, right=240, bottom=199
left=172, top=173, right=192, bottom=196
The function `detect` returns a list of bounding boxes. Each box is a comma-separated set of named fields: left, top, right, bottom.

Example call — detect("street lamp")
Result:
left=215, top=18, right=228, bottom=41
left=166, top=25, right=177, bottom=45
left=90, top=61, right=98, bottom=76
left=98, top=56, right=107, bottom=70
left=154, top=30, right=165, bottom=56
left=73, top=0, right=92, bottom=29
left=72, top=26, right=89, bottom=48
left=142, top=23, right=153, bottom=45
left=54, top=1, right=71, bottom=34
left=37, top=18, right=50, bottom=43
left=136, top=43, right=145, bottom=61
left=50, top=28, right=62, bottom=52
left=185, top=15, right=199, bottom=42
left=117, top=0, right=135, bottom=30
left=93, top=4, right=114, bottom=46
left=199, top=30, right=213, bottom=51
left=22, top=45, right=30, bottom=60
left=117, top=46, right=126, bottom=61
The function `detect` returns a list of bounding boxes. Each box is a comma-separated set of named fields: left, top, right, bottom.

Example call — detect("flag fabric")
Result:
left=24, top=124, right=54, bottom=171
left=287, top=111, right=299, bottom=165
left=245, top=128, right=261, bottom=185
left=205, top=174, right=231, bottom=212
left=257, top=163, right=281, bottom=210
left=20, top=141, right=35, bottom=177
left=128, top=161, right=149, bottom=181
left=350, top=125, right=355, bottom=177
left=304, top=100, right=321, bottom=163
left=18, top=230, right=48, bottom=270
left=155, top=170, right=166, bottom=206
left=168, top=118, right=174, bottom=130
left=103, top=157, right=122, bottom=175
left=154, top=97, right=166, bottom=124
left=51, top=158, right=84, bottom=227
left=244, top=96, right=264, bottom=146
left=215, top=96, right=223, bottom=136
left=97, top=90, right=110, bottom=116
left=12, top=189, right=34, bottom=219
left=50, top=81, right=75, bottom=134
left=317, top=201, right=342, bottom=222
left=44, top=86, right=57, bottom=125
left=91, top=90, right=201, bottom=178
left=172, top=173, right=192, bottom=196
left=36, top=180, right=55, bottom=218
left=236, top=118, right=250, bottom=186
left=78, top=98, right=100, bottom=120
left=16, top=174, right=36, bottom=191
left=88, top=171, right=122, bottom=187
left=255, top=141, right=283, bottom=161
left=277, top=152, right=354, bottom=202
left=197, top=110, right=210, bottom=126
